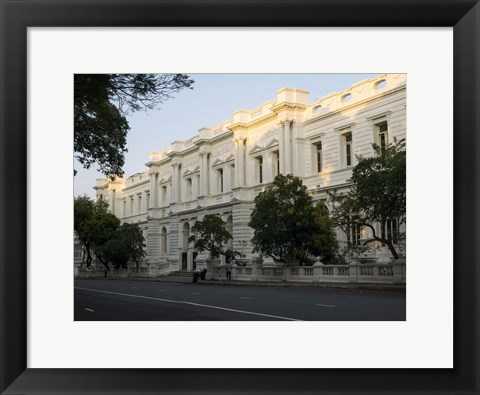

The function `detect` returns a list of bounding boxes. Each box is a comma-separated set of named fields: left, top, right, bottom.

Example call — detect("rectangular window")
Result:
left=146, top=193, right=150, bottom=209
left=161, top=186, right=167, bottom=206
left=377, top=122, right=388, bottom=151
left=123, top=200, right=127, bottom=217
left=74, top=244, right=82, bottom=259
left=314, top=142, right=323, bottom=173
left=344, top=132, right=352, bottom=167
left=130, top=198, right=134, bottom=215
left=217, top=169, right=224, bottom=193
left=385, top=218, right=399, bottom=244
left=138, top=195, right=142, bottom=213
left=257, top=156, right=263, bottom=184
left=347, top=215, right=361, bottom=246
left=186, top=179, right=192, bottom=200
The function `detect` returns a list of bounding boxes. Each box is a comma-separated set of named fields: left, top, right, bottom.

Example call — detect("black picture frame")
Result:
left=1, top=1, right=479, bottom=394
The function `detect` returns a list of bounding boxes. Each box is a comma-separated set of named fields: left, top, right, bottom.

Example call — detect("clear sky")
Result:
left=74, top=73, right=379, bottom=198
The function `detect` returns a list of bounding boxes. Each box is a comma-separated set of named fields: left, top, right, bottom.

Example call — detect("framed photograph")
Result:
left=1, top=1, right=479, bottom=394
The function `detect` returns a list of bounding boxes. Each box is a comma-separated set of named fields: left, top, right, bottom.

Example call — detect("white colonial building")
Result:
left=92, top=74, right=406, bottom=278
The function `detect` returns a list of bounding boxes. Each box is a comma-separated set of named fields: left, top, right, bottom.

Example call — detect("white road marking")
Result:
left=316, top=303, right=335, bottom=308
left=75, top=287, right=302, bottom=321
left=84, top=308, right=95, bottom=312
left=239, top=297, right=252, bottom=300
left=192, top=292, right=201, bottom=295
left=158, top=289, right=166, bottom=292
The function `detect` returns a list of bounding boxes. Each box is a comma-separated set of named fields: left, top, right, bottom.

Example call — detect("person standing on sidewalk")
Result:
left=226, top=261, right=233, bottom=281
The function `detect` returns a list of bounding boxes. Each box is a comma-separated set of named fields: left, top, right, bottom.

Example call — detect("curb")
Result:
left=75, top=276, right=405, bottom=291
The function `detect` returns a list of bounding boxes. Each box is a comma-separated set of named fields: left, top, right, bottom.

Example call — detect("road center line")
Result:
left=75, top=287, right=302, bottom=321
left=84, top=308, right=95, bottom=312
left=316, top=303, right=335, bottom=308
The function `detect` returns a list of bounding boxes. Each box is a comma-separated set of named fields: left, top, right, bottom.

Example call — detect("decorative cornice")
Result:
left=304, top=84, right=405, bottom=127
left=229, top=112, right=277, bottom=131
left=270, top=102, right=307, bottom=114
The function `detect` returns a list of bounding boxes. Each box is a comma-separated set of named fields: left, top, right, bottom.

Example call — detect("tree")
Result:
left=74, top=74, right=194, bottom=177
left=249, top=174, right=338, bottom=265
left=105, top=223, right=146, bottom=269
left=74, top=195, right=110, bottom=267
left=188, top=215, right=234, bottom=260
left=74, top=195, right=146, bottom=270
left=82, top=210, right=121, bottom=270
left=329, top=140, right=406, bottom=260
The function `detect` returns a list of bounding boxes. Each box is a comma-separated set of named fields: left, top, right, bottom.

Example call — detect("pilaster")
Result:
left=278, top=121, right=285, bottom=174
left=148, top=170, right=159, bottom=209
left=291, top=120, right=298, bottom=175
left=146, top=218, right=161, bottom=267
left=284, top=120, right=292, bottom=174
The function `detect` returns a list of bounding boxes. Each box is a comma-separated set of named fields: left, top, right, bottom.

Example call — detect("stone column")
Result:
left=239, top=138, right=246, bottom=187
left=171, top=161, right=182, bottom=203
left=149, top=171, right=158, bottom=209
left=234, top=139, right=240, bottom=187
left=278, top=122, right=285, bottom=174
left=291, top=121, right=298, bottom=175
left=199, top=153, right=205, bottom=196
left=284, top=120, right=291, bottom=174
left=264, top=152, right=273, bottom=183
left=146, top=218, right=161, bottom=272
left=199, top=151, right=210, bottom=196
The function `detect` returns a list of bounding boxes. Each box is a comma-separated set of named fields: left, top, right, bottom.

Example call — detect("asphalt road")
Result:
left=74, top=278, right=406, bottom=321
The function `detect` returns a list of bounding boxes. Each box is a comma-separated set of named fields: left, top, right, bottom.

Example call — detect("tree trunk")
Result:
left=95, top=251, right=110, bottom=270
left=362, top=223, right=399, bottom=260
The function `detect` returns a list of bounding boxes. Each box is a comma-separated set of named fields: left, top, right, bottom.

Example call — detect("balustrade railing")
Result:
left=229, top=261, right=405, bottom=284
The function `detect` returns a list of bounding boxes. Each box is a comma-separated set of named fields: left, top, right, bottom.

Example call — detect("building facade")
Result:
left=93, top=74, right=406, bottom=276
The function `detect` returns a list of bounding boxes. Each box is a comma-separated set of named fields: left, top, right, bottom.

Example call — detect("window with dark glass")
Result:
left=377, top=122, right=388, bottom=151
left=344, top=132, right=352, bottom=166
left=315, top=142, right=323, bottom=173
left=217, top=169, right=224, bottom=193
left=346, top=215, right=361, bottom=246
left=385, top=218, right=399, bottom=244
left=257, top=156, right=263, bottom=184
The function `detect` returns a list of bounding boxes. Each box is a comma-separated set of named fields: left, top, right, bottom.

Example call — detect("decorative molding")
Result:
left=334, top=122, right=356, bottom=132
left=248, top=144, right=265, bottom=155
left=270, top=102, right=307, bottom=113
left=307, top=131, right=325, bottom=141
left=367, top=110, right=393, bottom=124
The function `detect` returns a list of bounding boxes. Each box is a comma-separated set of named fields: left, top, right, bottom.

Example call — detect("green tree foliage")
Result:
left=249, top=174, right=338, bottom=265
left=74, top=195, right=110, bottom=266
left=74, top=74, right=194, bottom=178
left=82, top=210, right=120, bottom=269
left=189, top=215, right=233, bottom=260
left=103, top=223, right=146, bottom=269
left=329, top=140, right=406, bottom=259
left=74, top=195, right=146, bottom=270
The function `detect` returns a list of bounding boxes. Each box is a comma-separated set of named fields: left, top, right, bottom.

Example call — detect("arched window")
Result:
left=161, top=227, right=167, bottom=254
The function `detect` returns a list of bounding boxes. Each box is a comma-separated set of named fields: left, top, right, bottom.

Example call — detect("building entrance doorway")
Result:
left=181, top=252, right=187, bottom=270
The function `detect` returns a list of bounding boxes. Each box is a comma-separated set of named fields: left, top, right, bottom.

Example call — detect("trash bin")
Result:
left=192, top=271, right=200, bottom=283
left=200, top=268, right=207, bottom=280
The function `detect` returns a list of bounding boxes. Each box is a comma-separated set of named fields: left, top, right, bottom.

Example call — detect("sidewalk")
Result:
left=88, top=275, right=405, bottom=291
